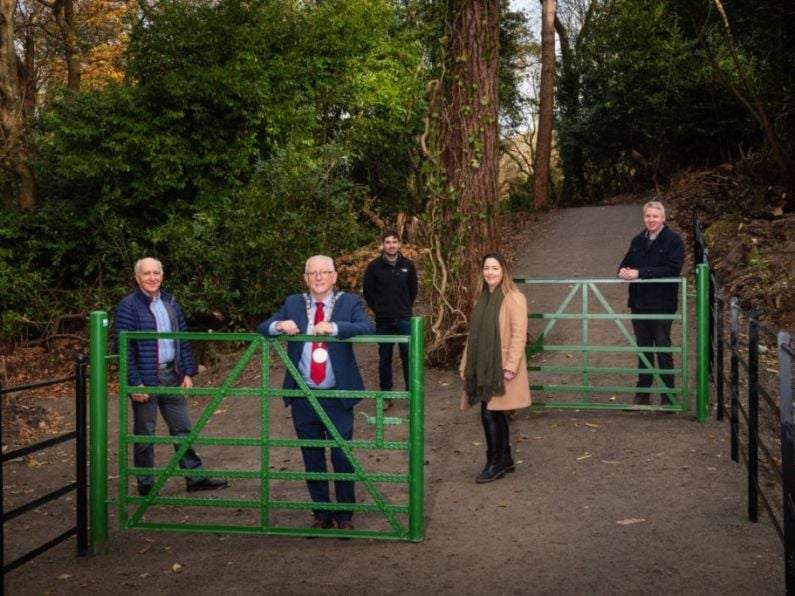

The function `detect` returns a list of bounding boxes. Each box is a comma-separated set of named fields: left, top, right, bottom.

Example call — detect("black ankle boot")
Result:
left=476, top=453, right=506, bottom=483
left=476, top=406, right=507, bottom=483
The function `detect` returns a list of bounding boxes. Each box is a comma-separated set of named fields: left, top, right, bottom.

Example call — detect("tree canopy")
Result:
left=1, top=0, right=792, bottom=350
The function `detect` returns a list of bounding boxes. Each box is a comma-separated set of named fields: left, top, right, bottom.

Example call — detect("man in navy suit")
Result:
left=257, top=255, right=373, bottom=531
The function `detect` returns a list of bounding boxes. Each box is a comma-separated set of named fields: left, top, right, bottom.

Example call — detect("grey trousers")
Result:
left=131, top=366, right=203, bottom=490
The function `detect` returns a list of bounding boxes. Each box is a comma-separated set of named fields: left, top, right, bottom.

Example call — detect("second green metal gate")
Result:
left=516, top=277, right=689, bottom=412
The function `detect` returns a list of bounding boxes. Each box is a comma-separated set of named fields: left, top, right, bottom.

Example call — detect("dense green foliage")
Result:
left=555, top=0, right=795, bottom=202
left=2, top=0, right=427, bottom=337
left=2, top=0, right=791, bottom=341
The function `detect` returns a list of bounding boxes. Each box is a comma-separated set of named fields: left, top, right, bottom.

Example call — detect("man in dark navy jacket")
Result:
left=258, top=255, right=373, bottom=531
left=115, top=257, right=228, bottom=496
left=618, top=202, right=685, bottom=406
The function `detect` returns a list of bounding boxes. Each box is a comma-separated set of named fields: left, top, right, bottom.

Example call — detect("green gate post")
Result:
left=696, top=264, right=710, bottom=423
left=408, top=316, right=425, bottom=541
left=89, top=311, right=109, bottom=554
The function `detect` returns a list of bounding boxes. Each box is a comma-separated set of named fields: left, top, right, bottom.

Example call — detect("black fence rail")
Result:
left=694, top=209, right=795, bottom=593
left=780, top=332, right=795, bottom=595
left=1, top=354, right=88, bottom=582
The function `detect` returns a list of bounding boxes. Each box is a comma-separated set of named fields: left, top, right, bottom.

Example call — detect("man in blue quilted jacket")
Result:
left=115, top=257, right=228, bottom=497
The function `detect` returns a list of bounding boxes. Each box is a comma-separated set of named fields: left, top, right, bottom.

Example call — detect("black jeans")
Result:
left=375, top=318, right=410, bottom=391
left=631, top=314, right=675, bottom=394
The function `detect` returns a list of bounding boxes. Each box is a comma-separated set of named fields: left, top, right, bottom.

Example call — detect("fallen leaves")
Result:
left=616, top=518, right=646, bottom=526
left=25, top=456, right=44, bottom=468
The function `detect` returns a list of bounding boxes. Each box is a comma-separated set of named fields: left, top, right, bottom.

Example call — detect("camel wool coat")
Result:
left=459, top=288, right=531, bottom=411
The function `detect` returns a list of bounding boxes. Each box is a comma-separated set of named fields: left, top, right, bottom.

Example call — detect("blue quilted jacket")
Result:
left=114, top=289, right=197, bottom=387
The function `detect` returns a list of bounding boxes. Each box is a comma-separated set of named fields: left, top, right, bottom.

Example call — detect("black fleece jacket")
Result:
left=362, top=253, right=418, bottom=319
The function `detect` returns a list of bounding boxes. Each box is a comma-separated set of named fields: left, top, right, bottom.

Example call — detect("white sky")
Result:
left=511, top=0, right=540, bottom=27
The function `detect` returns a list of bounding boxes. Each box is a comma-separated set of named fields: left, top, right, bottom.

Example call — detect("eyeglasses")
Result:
left=305, top=270, right=334, bottom=278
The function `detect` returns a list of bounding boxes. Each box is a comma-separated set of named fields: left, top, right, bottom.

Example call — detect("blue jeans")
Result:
left=376, top=318, right=411, bottom=391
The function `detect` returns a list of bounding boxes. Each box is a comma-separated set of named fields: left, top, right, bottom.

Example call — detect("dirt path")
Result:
left=4, top=205, right=783, bottom=595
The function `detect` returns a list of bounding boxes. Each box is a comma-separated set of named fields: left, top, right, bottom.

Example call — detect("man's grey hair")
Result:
left=134, top=257, right=163, bottom=276
left=304, top=255, right=335, bottom=273
left=643, top=200, right=666, bottom=216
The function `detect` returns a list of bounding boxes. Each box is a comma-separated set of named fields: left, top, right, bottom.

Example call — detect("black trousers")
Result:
left=291, top=397, right=355, bottom=523
left=630, top=314, right=675, bottom=394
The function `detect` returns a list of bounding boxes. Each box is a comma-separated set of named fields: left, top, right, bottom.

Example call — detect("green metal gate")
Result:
left=515, top=277, right=689, bottom=412
left=87, top=313, right=425, bottom=551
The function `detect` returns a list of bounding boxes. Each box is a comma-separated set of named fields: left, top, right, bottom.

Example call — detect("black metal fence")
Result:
left=780, top=332, right=795, bottom=595
left=1, top=354, right=88, bottom=582
left=694, top=210, right=795, bottom=593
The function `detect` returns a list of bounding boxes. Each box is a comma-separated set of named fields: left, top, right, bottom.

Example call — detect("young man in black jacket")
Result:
left=618, top=201, right=685, bottom=406
left=363, top=231, right=418, bottom=401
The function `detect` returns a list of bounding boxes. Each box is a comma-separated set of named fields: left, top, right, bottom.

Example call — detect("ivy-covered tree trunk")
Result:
left=423, top=0, right=500, bottom=364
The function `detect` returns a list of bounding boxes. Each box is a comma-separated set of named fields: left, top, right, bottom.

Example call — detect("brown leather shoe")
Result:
left=336, top=520, right=354, bottom=530
left=311, top=519, right=334, bottom=529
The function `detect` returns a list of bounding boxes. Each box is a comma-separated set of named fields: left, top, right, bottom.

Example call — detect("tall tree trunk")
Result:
left=0, top=0, right=36, bottom=210
left=422, top=0, right=501, bottom=364
left=533, top=0, right=555, bottom=209
left=53, top=0, right=81, bottom=92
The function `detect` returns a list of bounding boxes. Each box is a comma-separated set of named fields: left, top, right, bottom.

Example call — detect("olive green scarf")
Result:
left=464, top=288, right=505, bottom=405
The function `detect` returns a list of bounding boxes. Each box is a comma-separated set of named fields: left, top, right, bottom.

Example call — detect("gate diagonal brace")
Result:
left=272, top=339, right=406, bottom=535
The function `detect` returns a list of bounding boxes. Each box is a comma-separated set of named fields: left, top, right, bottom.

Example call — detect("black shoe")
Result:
left=632, top=394, right=651, bottom=405
left=138, top=485, right=153, bottom=496
left=475, top=461, right=506, bottom=484
left=186, top=478, right=229, bottom=492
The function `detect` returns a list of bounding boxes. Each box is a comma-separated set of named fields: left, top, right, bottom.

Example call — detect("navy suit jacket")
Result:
left=618, top=224, right=685, bottom=313
left=256, top=292, right=373, bottom=409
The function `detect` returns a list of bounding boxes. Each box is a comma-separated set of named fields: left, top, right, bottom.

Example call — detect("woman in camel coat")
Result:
left=459, top=252, right=531, bottom=483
